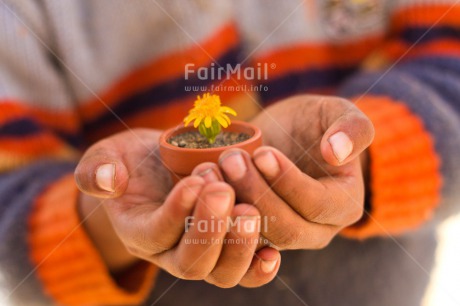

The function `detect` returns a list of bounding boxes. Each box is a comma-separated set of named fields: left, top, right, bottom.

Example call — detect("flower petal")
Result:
left=204, top=116, right=212, bottom=128
left=216, top=115, right=229, bottom=128
left=221, top=113, right=231, bottom=125
left=194, top=115, right=203, bottom=128
left=220, top=106, right=237, bottom=116
left=184, top=113, right=198, bottom=126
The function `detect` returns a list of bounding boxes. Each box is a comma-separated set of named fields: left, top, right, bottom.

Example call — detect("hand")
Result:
left=213, top=95, right=374, bottom=250
left=75, top=129, right=280, bottom=288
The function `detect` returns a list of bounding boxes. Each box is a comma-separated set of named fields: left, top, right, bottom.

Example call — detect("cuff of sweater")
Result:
left=28, top=174, right=158, bottom=305
left=341, top=96, right=442, bottom=239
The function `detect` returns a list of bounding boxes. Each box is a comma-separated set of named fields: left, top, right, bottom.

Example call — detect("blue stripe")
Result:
left=402, top=26, right=460, bottom=44
left=0, top=118, right=42, bottom=137
left=0, top=161, right=75, bottom=305
left=259, top=66, right=357, bottom=104
left=56, top=130, right=83, bottom=149
left=0, top=117, right=82, bottom=149
left=399, top=56, right=460, bottom=115
left=83, top=45, right=244, bottom=131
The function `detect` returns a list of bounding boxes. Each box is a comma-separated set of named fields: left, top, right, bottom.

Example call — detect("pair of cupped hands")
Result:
left=75, top=95, right=374, bottom=288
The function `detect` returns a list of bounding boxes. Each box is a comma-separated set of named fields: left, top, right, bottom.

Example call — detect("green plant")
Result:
left=183, top=93, right=237, bottom=144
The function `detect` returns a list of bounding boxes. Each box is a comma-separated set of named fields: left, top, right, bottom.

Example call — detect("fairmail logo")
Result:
left=184, top=62, right=275, bottom=81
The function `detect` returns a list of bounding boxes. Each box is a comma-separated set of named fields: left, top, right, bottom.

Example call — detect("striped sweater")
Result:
left=0, top=0, right=459, bottom=305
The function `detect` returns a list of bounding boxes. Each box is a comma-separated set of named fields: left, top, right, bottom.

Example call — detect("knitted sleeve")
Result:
left=0, top=1, right=156, bottom=305
left=339, top=1, right=460, bottom=239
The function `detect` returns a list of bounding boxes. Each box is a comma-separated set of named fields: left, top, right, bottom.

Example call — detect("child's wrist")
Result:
left=78, top=192, right=139, bottom=273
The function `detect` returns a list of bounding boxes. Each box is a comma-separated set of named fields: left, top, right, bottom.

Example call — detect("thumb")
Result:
left=75, top=139, right=129, bottom=198
left=320, top=99, right=375, bottom=166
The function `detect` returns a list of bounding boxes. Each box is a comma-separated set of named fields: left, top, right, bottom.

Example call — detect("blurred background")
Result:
left=423, top=214, right=460, bottom=306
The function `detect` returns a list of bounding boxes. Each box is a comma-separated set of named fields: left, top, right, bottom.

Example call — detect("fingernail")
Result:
left=254, top=150, right=280, bottom=178
left=198, top=167, right=219, bottom=182
left=328, top=132, right=353, bottom=163
left=206, top=192, right=232, bottom=216
left=220, top=152, right=247, bottom=181
left=181, top=184, right=204, bottom=209
left=261, top=259, right=278, bottom=274
left=96, top=163, right=115, bottom=192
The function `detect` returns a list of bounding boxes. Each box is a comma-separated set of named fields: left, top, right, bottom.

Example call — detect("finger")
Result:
left=164, top=182, right=235, bottom=280
left=191, top=162, right=224, bottom=183
left=319, top=98, right=375, bottom=166
left=219, top=149, right=336, bottom=249
left=75, top=138, right=130, bottom=198
left=106, top=175, right=206, bottom=256
left=205, top=204, right=260, bottom=288
left=253, top=146, right=364, bottom=226
left=239, top=247, right=280, bottom=288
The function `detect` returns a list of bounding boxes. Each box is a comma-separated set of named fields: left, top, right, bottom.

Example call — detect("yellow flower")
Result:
left=184, top=93, right=237, bottom=129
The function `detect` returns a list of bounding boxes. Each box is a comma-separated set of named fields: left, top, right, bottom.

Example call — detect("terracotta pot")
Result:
left=159, top=121, right=262, bottom=183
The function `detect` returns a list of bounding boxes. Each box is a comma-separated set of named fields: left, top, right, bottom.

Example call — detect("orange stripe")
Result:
left=375, top=156, right=439, bottom=184
left=403, top=39, right=460, bottom=59
left=379, top=195, right=440, bottom=218
left=254, top=35, right=383, bottom=78
left=392, top=4, right=460, bottom=31
left=372, top=38, right=460, bottom=69
left=341, top=96, right=442, bottom=239
left=0, top=134, right=70, bottom=156
left=79, top=22, right=240, bottom=122
left=0, top=101, right=79, bottom=134
left=28, top=175, right=157, bottom=305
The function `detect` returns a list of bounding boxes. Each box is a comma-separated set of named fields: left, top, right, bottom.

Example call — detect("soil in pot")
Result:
left=160, top=120, right=262, bottom=183
left=167, top=131, right=250, bottom=149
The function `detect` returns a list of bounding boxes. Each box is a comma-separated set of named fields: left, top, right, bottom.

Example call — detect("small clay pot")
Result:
left=159, top=121, right=262, bottom=183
